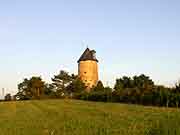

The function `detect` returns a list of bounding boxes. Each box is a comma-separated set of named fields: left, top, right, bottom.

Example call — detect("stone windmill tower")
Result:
left=78, top=48, right=99, bottom=90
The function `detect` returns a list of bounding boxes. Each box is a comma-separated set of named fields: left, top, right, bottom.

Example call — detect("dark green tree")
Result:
left=66, top=78, right=86, bottom=97
left=5, top=93, right=11, bottom=101
left=17, top=78, right=32, bottom=100
left=114, top=76, right=133, bottom=91
left=114, top=74, right=155, bottom=104
left=51, top=70, right=72, bottom=96
left=93, top=81, right=104, bottom=92
left=175, top=81, right=180, bottom=92
left=17, top=77, right=45, bottom=100
left=133, top=74, right=154, bottom=91
left=28, top=77, right=45, bottom=98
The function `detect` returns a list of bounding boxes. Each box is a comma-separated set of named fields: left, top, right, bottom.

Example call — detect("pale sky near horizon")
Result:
left=0, top=0, right=180, bottom=98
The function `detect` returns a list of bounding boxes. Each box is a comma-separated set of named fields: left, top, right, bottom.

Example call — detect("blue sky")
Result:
left=0, top=0, right=180, bottom=97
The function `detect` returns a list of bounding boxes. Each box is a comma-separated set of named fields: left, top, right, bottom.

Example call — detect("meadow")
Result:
left=0, top=100, right=180, bottom=135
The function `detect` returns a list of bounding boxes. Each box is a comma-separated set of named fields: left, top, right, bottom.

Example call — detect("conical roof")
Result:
left=78, top=48, right=98, bottom=63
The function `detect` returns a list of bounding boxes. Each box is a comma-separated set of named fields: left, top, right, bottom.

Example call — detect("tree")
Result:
left=28, top=77, right=45, bottom=98
left=133, top=74, right=154, bottom=91
left=66, top=78, right=86, bottom=97
left=51, top=70, right=73, bottom=97
left=44, top=83, right=54, bottom=95
left=175, top=81, right=180, bottom=93
left=172, top=81, right=180, bottom=108
left=163, top=89, right=171, bottom=108
left=114, top=74, right=155, bottom=105
left=17, top=77, right=46, bottom=100
left=17, top=78, right=32, bottom=100
left=5, top=93, right=11, bottom=101
left=103, top=87, right=113, bottom=102
left=93, top=81, right=104, bottom=92
left=114, top=76, right=133, bottom=91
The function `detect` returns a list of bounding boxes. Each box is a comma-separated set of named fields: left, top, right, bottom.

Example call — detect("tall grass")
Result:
left=0, top=100, right=180, bottom=135
left=146, top=116, right=180, bottom=135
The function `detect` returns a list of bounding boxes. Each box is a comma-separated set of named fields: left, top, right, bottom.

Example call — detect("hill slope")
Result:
left=0, top=100, right=180, bottom=135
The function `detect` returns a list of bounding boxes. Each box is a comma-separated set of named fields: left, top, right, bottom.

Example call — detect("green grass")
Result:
left=0, top=100, right=180, bottom=135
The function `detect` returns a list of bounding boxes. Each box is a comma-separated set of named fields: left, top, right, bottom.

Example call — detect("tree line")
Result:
left=6, top=70, right=180, bottom=108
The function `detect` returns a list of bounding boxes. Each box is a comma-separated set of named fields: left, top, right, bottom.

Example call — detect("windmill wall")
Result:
left=78, top=60, right=98, bottom=91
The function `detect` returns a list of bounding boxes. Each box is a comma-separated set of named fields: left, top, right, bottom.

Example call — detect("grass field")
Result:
left=0, top=100, right=180, bottom=135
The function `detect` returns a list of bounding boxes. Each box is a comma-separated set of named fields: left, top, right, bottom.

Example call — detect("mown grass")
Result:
left=0, top=99, right=180, bottom=135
